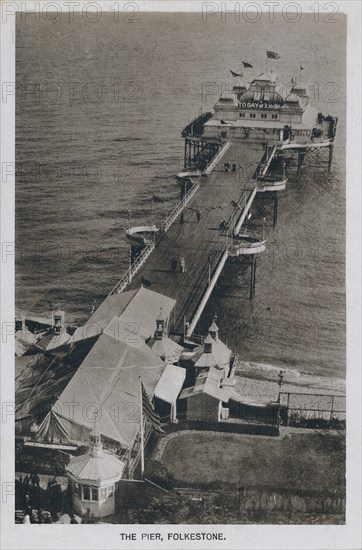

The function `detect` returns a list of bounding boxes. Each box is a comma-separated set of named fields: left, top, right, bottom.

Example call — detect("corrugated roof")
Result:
left=154, top=365, right=186, bottom=404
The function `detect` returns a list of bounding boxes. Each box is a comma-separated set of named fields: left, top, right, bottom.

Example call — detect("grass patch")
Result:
left=156, top=431, right=345, bottom=493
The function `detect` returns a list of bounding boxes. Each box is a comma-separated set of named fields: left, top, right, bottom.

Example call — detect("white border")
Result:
left=1, top=2, right=361, bottom=549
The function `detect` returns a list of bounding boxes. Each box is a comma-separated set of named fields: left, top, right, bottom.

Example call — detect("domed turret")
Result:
left=66, top=428, right=125, bottom=519
left=148, top=309, right=184, bottom=363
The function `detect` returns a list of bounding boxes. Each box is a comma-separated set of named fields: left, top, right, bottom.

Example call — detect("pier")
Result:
left=106, top=71, right=338, bottom=342
left=109, top=132, right=335, bottom=340
left=108, top=139, right=286, bottom=340
left=14, top=65, right=343, bottom=522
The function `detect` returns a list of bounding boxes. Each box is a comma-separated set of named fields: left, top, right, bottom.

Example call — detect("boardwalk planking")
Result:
left=128, top=141, right=266, bottom=336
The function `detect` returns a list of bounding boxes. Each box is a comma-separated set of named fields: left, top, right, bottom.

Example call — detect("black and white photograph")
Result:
left=0, top=1, right=361, bottom=549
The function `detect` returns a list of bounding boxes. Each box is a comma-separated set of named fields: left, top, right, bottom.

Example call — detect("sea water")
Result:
left=15, top=12, right=346, bottom=381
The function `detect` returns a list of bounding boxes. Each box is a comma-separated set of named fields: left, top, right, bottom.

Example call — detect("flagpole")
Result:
left=139, top=377, right=145, bottom=476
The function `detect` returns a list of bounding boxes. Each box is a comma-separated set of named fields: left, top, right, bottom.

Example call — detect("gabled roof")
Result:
left=117, top=287, right=175, bottom=340
left=36, top=330, right=71, bottom=351
left=83, top=290, right=138, bottom=327
left=154, top=365, right=186, bottom=405
left=15, top=327, right=36, bottom=345
left=71, top=287, right=176, bottom=343
left=15, top=335, right=100, bottom=421
left=55, top=333, right=166, bottom=447
left=179, top=366, right=231, bottom=403
left=252, top=72, right=276, bottom=83
left=284, top=93, right=301, bottom=103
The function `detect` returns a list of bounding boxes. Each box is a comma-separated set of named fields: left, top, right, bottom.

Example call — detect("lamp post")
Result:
left=277, top=370, right=284, bottom=402
left=282, top=159, right=286, bottom=180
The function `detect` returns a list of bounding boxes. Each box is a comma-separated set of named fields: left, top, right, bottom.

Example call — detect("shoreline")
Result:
left=235, top=360, right=346, bottom=402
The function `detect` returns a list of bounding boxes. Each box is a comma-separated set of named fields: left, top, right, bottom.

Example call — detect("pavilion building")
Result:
left=66, top=429, right=125, bottom=519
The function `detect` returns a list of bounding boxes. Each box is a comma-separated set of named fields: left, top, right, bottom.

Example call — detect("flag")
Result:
left=267, top=50, right=280, bottom=59
left=242, top=61, right=253, bottom=68
left=152, top=194, right=165, bottom=203
left=141, top=382, right=164, bottom=434
left=230, top=70, right=243, bottom=77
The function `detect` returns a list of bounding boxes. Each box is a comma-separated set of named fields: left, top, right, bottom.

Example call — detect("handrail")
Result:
left=233, top=186, right=258, bottom=236
left=186, top=249, right=229, bottom=338
left=260, top=144, right=277, bottom=176
left=108, top=182, right=200, bottom=296
left=203, top=141, right=231, bottom=175
left=163, top=181, right=199, bottom=232
left=108, top=241, right=155, bottom=296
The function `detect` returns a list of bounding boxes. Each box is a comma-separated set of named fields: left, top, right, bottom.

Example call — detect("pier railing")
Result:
left=108, top=182, right=199, bottom=296
left=162, top=181, right=200, bottom=232
left=186, top=249, right=229, bottom=338
left=203, top=141, right=231, bottom=175
left=108, top=241, right=155, bottom=295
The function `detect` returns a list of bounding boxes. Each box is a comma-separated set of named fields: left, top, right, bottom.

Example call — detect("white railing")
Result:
left=233, top=186, right=258, bottom=236
left=108, top=241, right=155, bottom=296
left=186, top=249, right=229, bottom=338
left=203, top=141, right=231, bottom=175
left=162, top=181, right=199, bottom=232
left=108, top=182, right=200, bottom=296
left=260, top=144, right=277, bottom=176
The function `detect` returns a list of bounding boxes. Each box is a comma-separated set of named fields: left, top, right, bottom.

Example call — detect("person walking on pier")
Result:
left=180, top=257, right=186, bottom=273
left=171, top=256, right=177, bottom=275
left=196, top=209, right=202, bottom=223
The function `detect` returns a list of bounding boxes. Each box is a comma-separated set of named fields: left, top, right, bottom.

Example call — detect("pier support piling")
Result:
left=254, top=191, right=278, bottom=228
left=273, top=193, right=278, bottom=227
left=234, top=255, right=258, bottom=300
left=297, top=149, right=306, bottom=175
left=250, top=256, right=257, bottom=299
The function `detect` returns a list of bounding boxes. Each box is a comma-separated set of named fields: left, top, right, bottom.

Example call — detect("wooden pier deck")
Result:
left=125, top=140, right=267, bottom=337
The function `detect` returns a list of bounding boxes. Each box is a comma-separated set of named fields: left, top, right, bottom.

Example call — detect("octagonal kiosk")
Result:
left=66, top=429, right=125, bottom=519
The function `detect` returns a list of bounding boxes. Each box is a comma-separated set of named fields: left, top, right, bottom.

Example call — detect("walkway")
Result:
left=128, top=140, right=266, bottom=336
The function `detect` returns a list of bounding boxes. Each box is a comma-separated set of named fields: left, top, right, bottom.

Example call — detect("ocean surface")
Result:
left=15, top=12, right=346, bottom=381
